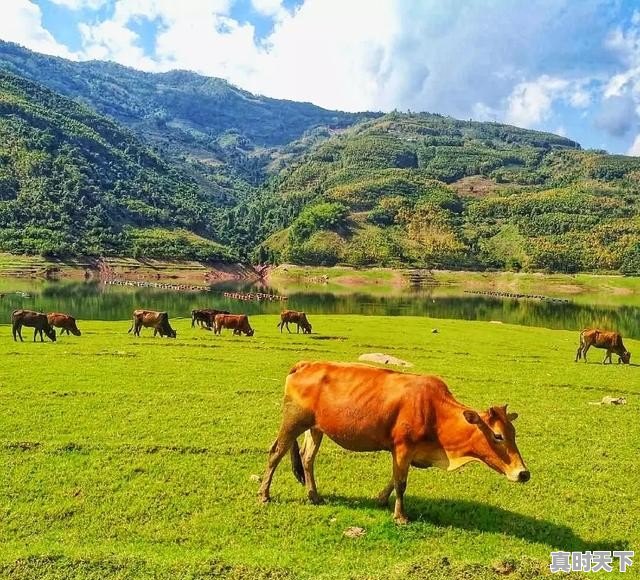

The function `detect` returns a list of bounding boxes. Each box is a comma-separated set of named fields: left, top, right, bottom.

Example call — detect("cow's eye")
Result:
left=493, top=433, right=504, bottom=442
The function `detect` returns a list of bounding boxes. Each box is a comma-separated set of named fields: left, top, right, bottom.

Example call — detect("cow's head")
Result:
left=45, top=326, right=57, bottom=342
left=463, top=405, right=529, bottom=483
left=619, top=351, right=631, bottom=364
left=302, top=321, right=312, bottom=334
left=246, top=328, right=255, bottom=337
left=168, top=328, right=177, bottom=338
left=71, top=322, right=81, bottom=336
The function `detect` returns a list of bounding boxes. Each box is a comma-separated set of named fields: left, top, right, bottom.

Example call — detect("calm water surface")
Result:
left=1, top=279, right=639, bottom=338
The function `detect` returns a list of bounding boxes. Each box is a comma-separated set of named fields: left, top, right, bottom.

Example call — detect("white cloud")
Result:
left=251, top=0, right=287, bottom=20
left=79, top=19, right=158, bottom=70
left=49, top=0, right=108, bottom=10
left=627, top=134, right=640, bottom=155
left=0, top=0, right=75, bottom=58
left=506, top=76, right=570, bottom=127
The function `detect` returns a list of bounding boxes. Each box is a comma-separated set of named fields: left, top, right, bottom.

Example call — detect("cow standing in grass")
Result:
left=128, top=309, right=177, bottom=338
left=11, top=309, right=57, bottom=342
left=191, top=308, right=230, bottom=329
left=575, top=329, right=631, bottom=364
left=259, top=361, right=529, bottom=523
left=47, top=313, right=81, bottom=336
left=278, top=310, right=312, bottom=334
left=214, top=314, right=254, bottom=336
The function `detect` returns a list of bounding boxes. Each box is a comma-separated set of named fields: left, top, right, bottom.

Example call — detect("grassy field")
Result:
left=1, top=315, right=638, bottom=579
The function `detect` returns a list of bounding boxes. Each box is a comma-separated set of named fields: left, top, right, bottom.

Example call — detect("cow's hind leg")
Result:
left=13, top=323, right=23, bottom=342
left=582, top=344, right=590, bottom=363
left=259, top=401, right=313, bottom=503
left=575, top=343, right=583, bottom=362
left=300, top=428, right=324, bottom=504
left=377, top=477, right=395, bottom=506
left=377, top=477, right=395, bottom=507
left=391, top=445, right=411, bottom=524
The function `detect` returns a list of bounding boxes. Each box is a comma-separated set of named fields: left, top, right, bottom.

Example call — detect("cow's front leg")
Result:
left=391, top=446, right=411, bottom=524
left=376, top=477, right=394, bottom=506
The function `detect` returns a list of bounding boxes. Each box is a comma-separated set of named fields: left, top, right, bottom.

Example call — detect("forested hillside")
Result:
left=0, top=70, right=233, bottom=260
left=1, top=42, right=640, bottom=274
left=263, top=114, right=640, bottom=274
left=0, top=41, right=372, bottom=199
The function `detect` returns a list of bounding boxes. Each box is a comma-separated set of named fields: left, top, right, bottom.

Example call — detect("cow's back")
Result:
left=13, top=309, right=45, bottom=325
left=285, top=361, right=445, bottom=450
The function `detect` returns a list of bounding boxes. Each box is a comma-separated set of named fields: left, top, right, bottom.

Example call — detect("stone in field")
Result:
left=358, top=353, right=413, bottom=367
left=343, top=527, right=365, bottom=538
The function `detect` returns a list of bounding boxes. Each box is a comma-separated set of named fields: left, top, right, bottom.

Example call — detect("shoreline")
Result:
left=1, top=255, right=639, bottom=300
left=0, top=254, right=262, bottom=285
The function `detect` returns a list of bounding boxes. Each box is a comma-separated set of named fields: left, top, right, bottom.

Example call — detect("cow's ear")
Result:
left=507, top=412, right=519, bottom=422
left=488, top=407, right=498, bottom=421
left=463, top=410, right=482, bottom=425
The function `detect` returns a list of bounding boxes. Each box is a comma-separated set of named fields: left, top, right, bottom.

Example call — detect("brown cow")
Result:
left=213, top=313, right=254, bottom=336
left=575, top=329, right=631, bottom=364
left=47, top=313, right=81, bottom=336
left=11, top=309, right=56, bottom=342
left=191, top=308, right=230, bottom=329
left=259, top=361, right=529, bottom=524
left=278, top=310, right=312, bottom=334
left=128, top=309, right=177, bottom=338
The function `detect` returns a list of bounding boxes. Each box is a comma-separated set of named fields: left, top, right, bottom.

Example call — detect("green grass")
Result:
left=1, top=315, right=638, bottom=579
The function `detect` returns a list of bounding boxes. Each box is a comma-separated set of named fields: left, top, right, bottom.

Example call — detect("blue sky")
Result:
left=3, top=1, right=640, bottom=154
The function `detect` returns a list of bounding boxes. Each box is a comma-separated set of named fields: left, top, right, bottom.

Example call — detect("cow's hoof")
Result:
left=393, top=514, right=410, bottom=525
left=258, top=494, right=270, bottom=504
left=376, top=494, right=390, bottom=507
left=308, top=491, right=324, bottom=505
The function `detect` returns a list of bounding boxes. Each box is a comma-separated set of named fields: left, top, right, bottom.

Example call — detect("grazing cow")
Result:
left=191, top=308, right=230, bottom=329
left=213, top=313, right=254, bottom=336
left=128, top=309, right=177, bottom=338
left=259, top=361, right=529, bottom=523
left=47, top=313, right=81, bottom=336
left=575, top=329, right=631, bottom=364
left=11, top=309, right=56, bottom=342
left=278, top=310, right=312, bottom=334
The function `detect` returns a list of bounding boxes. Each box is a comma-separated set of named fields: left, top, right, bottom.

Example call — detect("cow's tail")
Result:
left=290, top=438, right=305, bottom=485
left=127, top=317, right=135, bottom=334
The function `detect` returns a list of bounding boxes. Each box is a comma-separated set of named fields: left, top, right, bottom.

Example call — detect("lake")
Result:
left=1, top=277, right=640, bottom=339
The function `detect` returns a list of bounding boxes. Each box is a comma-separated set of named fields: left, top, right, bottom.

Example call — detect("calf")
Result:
left=214, top=313, right=254, bottom=336
left=12, top=309, right=57, bottom=342
left=259, top=361, right=528, bottom=523
left=575, top=329, right=631, bottom=364
left=278, top=310, right=312, bottom=334
left=128, top=309, right=177, bottom=338
left=47, top=313, right=81, bottom=336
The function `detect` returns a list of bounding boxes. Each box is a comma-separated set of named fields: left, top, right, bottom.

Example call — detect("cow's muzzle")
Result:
left=507, top=468, right=530, bottom=483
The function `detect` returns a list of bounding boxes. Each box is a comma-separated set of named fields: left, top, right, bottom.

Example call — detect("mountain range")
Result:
left=0, top=40, right=639, bottom=274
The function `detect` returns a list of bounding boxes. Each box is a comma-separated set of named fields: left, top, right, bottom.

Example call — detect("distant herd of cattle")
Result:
left=8, top=307, right=630, bottom=364
left=9, top=308, right=312, bottom=342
